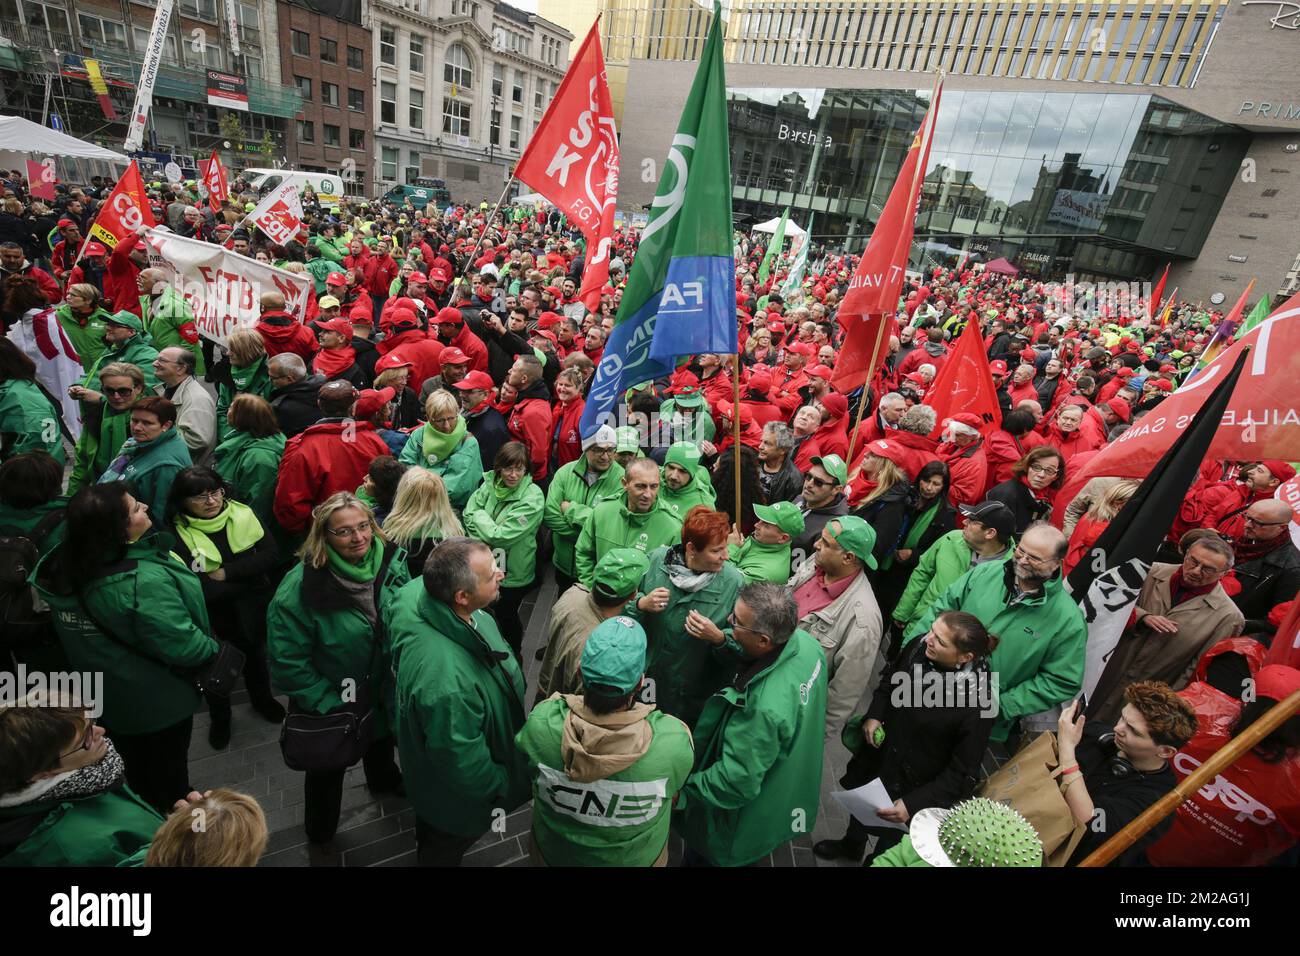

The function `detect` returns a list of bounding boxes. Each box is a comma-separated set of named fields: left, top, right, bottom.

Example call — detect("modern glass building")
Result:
left=729, top=87, right=1249, bottom=280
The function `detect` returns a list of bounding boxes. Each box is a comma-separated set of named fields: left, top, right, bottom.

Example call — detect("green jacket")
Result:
left=32, top=535, right=219, bottom=734
left=398, top=424, right=483, bottom=510
left=69, top=403, right=131, bottom=493
left=573, top=495, right=683, bottom=588
left=893, top=531, right=1012, bottom=631
left=266, top=542, right=410, bottom=737
left=0, top=378, right=64, bottom=464
left=305, top=256, right=336, bottom=294
left=0, top=784, right=163, bottom=867
left=82, top=334, right=159, bottom=392
left=214, top=357, right=272, bottom=444
left=632, top=546, right=745, bottom=727
left=871, top=834, right=932, bottom=867
left=516, top=698, right=694, bottom=866
left=140, top=286, right=204, bottom=375
left=462, top=472, right=545, bottom=588
left=905, top=559, right=1087, bottom=742
left=211, top=430, right=285, bottom=534
left=312, top=235, right=348, bottom=264
left=542, top=457, right=625, bottom=579
left=96, top=425, right=192, bottom=527
left=658, top=466, right=716, bottom=522
left=55, top=304, right=111, bottom=369
left=385, top=581, right=531, bottom=837
left=674, top=629, right=828, bottom=866
left=727, top=537, right=792, bottom=584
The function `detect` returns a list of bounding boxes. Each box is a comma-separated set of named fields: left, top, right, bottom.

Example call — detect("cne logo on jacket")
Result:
left=535, top=764, right=667, bottom=827
left=799, top=658, right=823, bottom=706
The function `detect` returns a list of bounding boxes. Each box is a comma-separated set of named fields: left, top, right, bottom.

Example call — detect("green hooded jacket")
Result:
left=96, top=425, right=192, bottom=527
left=658, top=465, right=717, bottom=522
left=211, top=430, right=286, bottom=534
left=69, top=404, right=132, bottom=493
left=462, top=471, right=545, bottom=588
left=673, top=628, right=828, bottom=866
left=727, top=537, right=792, bottom=584
left=398, top=424, right=483, bottom=510
left=385, top=580, right=531, bottom=837
left=892, top=530, right=1012, bottom=631
left=542, top=456, right=625, bottom=579
left=54, top=303, right=111, bottom=369
left=0, top=378, right=64, bottom=464
left=904, top=559, right=1086, bottom=742
left=573, top=495, right=683, bottom=589
left=266, top=541, right=411, bottom=737
left=140, top=285, right=204, bottom=375
left=870, top=835, right=932, bottom=867
left=32, top=535, right=219, bottom=734
left=82, top=334, right=159, bottom=392
left=0, top=783, right=163, bottom=867
left=214, top=357, right=273, bottom=443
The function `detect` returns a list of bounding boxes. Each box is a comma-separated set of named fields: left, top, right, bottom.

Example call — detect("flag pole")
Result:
left=732, top=353, right=742, bottom=534
left=846, top=68, right=942, bottom=468
left=1077, top=688, right=1300, bottom=867
left=452, top=176, right=516, bottom=293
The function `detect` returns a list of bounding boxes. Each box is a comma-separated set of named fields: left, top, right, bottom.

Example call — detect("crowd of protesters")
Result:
left=0, top=166, right=1296, bottom=869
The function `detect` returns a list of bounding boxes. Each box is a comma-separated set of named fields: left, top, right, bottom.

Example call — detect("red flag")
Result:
left=832, top=80, right=943, bottom=395
left=514, top=18, right=618, bottom=311
left=1220, top=278, right=1255, bottom=329
left=25, top=159, right=56, bottom=201
left=203, top=150, right=229, bottom=213
left=87, top=160, right=155, bottom=251
left=923, top=317, right=1001, bottom=438
left=1148, top=262, right=1169, bottom=321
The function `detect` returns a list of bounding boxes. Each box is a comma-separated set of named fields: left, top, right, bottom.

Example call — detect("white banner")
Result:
left=124, top=0, right=175, bottom=154
left=226, top=0, right=241, bottom=57
left=143, top=228, right=311, bottom=346
left=246, top=180, right=304, bottom=247
left=1045, top=188, right=1110, bottom=231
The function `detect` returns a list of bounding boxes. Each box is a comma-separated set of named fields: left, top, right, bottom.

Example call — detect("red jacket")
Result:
left=881, top=430, right=940, bottom=480
left=344, top=248, right=370, bottom=274
left=812, top=417, right=848, bottom=462
left=4, top=260, right=62, bottom=307
left=768, top=365, right=809, bottom=417
left=507, top=382, right=554, bottom=481
left=740, top=395, right=784, bottom=429
left=897, top=344, right=948, bottom=380
left=1007, top=380, right=1039, bottom=407
left=552, top=397, right=585, bottom=470
left=376, top=328, right=443, bottom=391
left=984, top=428, right=1045, bottom=494
left=699, top=368, right=734, bottom=413
left=273, top=420, right=389, bottom=534
left=439, top=323, right=489, bottom=374
left=792, top=433, right=824, bottom=473
left=938, top=438, right=988, bottom=508
left=364, top=254, right=399, bottom=298
left=256, top=311, right=318, bottom=364
left=1042, top=424, right=1097, bottom=468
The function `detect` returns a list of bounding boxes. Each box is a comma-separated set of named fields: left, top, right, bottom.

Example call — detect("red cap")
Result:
left=388, top=306, right=419, bottom=328
left=948, top=412, right=984, bottom=430
left=429, top=268, right=450, bottom=283
left=666, top=371, right=700, bottom=394
left=1106, top=397, right=1131, bottom=422
left=83, top=241, right=108, bottom=256
left=408, top=271, right=428, bottom=283
left=439, top=244, right=450, bottom=254
left=866, top=439, right=909, bottom=466
left=374, top=352, right=414, bottom=374
left=1116, top=367, right=1135, bottom=378
left=57, top=218, right=76, bottom=229
left=440, top=347, right=470, bottom=366
left=747, top=370, right=773, bottom=393
left=353, top=386, right=395, bottom=419
left=316, top=318, right=353, bottom=339
left=989, top=359, right=1009, bottom=375
left=787, top=341, right=815, bottom=358
left=435, top=306, right=463, bottom=326
left=326, top=271, right=347, bottom=285
left=536, top=311, right=563, bottom=329
left=805, top=363, right=832, bottom=381
left=1159, top=363, right=1176, bottom=373
left=349, top=303, right=373, bottom=325
left=1019, top=347, right=1036, bottom=361
left=716, top=400, right=753, bottom=425
left=544, top=285, right=562, bottom=296
left=820, top=392, right=848, bottom=419
left=1261, top=460, right=1297, bottom=483
left=767, top=320, right=786, bottom=334
left=532, top=328, right=558, bottom=346
left=453, top=370, right=495, bottom=391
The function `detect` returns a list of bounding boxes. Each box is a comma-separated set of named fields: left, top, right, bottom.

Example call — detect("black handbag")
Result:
left=279, top=683, right=375, bottom=773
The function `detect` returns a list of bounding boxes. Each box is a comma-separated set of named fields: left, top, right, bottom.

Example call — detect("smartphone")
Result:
left=1073, top=693, right=1088, bottom=720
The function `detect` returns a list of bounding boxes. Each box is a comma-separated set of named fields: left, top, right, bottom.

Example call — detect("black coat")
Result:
left=271, top=374, right=327, bottom=438
left=871, top=495, right=957, bottom=619
left=1232, top=540, right=1300, bottom=624
left=987, top=477, right=1052, bottom=535
left=466, top=404, right=511, bottom=471
left=853, top=479, right=914, bottom=568
left=843, top=637, right=995, bottom=815
left=759, top=455, right=803, bottom=505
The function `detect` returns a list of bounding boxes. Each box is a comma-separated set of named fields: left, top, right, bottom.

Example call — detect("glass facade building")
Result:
left=729, top=87, right=1249, bottom=280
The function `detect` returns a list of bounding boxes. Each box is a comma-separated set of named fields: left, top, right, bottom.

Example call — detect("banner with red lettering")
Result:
left=202, top=150, right=228, bottom=213
left=245, top=179, right=304, bottom=247
left=514, top=18, right=619, bottom=311
left=88, top=160, right=155, bottom=250
left=143, top=227, right=310, bottom=345
left=832, top=80, right=943, bottom=395
left=25, top=158, right=56, bottom=201
left=923, top=317, right=1001, bottom=438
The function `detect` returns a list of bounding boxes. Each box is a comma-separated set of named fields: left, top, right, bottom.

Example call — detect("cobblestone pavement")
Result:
left=190, top=569, right=878, bottom=867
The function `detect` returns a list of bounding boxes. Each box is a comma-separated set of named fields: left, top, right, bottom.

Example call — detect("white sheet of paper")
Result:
left=831, top=777, right=908, bottom=831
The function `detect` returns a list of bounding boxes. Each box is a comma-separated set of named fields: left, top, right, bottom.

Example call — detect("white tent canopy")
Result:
left=752, top=216, right=807, bottom=237
left=0, top=116, right=129, bottom=162
left=512, top=191, right=548, bottom=205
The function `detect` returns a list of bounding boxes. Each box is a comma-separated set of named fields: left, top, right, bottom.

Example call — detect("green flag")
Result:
left=1240, top=295, right=1271, bottom=335
left=757, top=206, right=789, bottom=285
left=780, top=214, right=812, bottom=301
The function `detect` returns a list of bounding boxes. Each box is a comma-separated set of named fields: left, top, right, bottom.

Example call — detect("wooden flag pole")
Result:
left=844, top=316, right=887, bottom=468
left=1077, top=687, right=1300, bottom=867
left=732, top=352, right=743, bottom=534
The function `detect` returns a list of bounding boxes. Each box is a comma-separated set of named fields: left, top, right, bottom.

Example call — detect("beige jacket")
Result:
left=156, top=375, right=215, bottom=465
left=535, top=584, right=607, bottom=705
left=786, top=560, right=884, bottom=736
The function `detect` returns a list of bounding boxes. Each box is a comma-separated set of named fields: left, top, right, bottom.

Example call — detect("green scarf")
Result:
left=175, top=500, right=265, bottom=571
left=882, top=501, right=941, bottom=572
left=229, top=356, right=265, bottom=393
left=493, top=472, right=531, bottom=503
left=326, top=537, right=385, bottom=583
left=421, top=417, right=466, bottom=465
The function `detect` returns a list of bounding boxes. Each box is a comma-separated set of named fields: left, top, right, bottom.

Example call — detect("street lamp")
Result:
left=488, top=93, right=501, bottom=167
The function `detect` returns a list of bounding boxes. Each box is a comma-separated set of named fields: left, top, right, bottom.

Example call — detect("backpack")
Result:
left=0, top=510, right=66, bottom=660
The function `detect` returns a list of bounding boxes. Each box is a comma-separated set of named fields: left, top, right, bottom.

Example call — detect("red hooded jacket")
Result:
left=507, top=380, right=554, bottom=481
left=273, top=420, right=390, bottom=534
left=255, top=311, right=318, bottom=364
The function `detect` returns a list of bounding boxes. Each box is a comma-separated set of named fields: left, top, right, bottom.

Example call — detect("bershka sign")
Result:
left=778, top=123, right=832, bottom=147
left=206, top=69, right=249, bottom=112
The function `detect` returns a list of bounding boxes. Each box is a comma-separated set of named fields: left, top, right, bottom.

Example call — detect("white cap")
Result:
left=581, top=423, right=618, bottom=451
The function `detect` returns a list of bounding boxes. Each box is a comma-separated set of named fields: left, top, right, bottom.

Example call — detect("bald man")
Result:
left=1229, top=499, right=1299, bottom=622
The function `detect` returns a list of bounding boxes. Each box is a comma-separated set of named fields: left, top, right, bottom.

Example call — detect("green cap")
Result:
left=104, top=309, right=144, bottom=332
left=669, top=386, right=705, bottom=409
left=591, top=547, right=650, bottom=598
left=753, top=501, right=805, bottom=537
left=580, top=616, right=647, bottom=694
left=664, top=441, right=702, bottom=471
left=828, top=515, right=877, bottom=569
left=811, top=454, right=848, bottom=486
left=614, top=426, right=641, bottom=454
left=245, top=201, right=256, bottom=212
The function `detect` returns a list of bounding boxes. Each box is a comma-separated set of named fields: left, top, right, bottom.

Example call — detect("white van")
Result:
left=243, top=169, right=344, bottom=209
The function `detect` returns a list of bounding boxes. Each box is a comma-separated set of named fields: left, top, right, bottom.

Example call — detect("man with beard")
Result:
left=1227, top=499, right=1300, bottom=623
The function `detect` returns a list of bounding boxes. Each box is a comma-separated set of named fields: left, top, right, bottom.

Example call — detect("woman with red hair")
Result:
left=631, top=506, right=745, bottom=726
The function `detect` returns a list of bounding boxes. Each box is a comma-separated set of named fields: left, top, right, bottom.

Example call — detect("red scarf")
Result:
left=1168, top=568, right=1217, bottom=606
left=1232, top=534, right=1287, bottom=566
left=314, top=346, right=356, bottom=379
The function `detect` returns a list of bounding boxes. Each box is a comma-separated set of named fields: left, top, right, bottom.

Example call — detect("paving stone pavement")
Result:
left=187, top=568, right=866, bottom=867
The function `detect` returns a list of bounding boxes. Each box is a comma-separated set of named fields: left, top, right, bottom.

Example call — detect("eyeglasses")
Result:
left=1027, top=463, right=1060, bottom=478
left=187, top=489, right=224, bottom=503
left=59, top=717, right=96, bottom=760
left=1183, top=556, right=1228, bottom=574
left=588, top=445, right=615, bottom=457
left=1244, top=515, right=1290, bottom=528
left=1013, top=547, right=1056, bottom=567
left=326, top=523, right=372, bottom=539
left=103, top=386, right=136, bottom=397
left=727, top=612, right=771, bottom=642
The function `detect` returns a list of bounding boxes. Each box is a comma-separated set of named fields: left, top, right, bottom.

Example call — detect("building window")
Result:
left=322, top=82, right=339, bottom=108
left=349, top=128, right=365, bottom=150
left=295, top=75, right=312, bottom=100
left=380, top=25, right=396, bottom=66
left=24, top=0, right=70, bottom=40
left=509, top=115, right=521, bottom=150
left=77, top=14, right=127, bottom=48
left=410, top=88, right=424, bottom=130
left=347, top=45, right=364, bottom=70
left=490, top=110, right=501, bottom=146
left=321, top=39, right=337, bottom=63
left=291, top=29, right=310, bottom=57
left=324, top=124, right=340, bottom=147
left=297, top=120, right=314, bottom=143
left=410, top=35, right=425, bottom=74
left=445, top=43, right=473, bottom=89
left=380, top=81, right=396, bottom=125
left=492, top=63, right=503, bottom=98
left=133, top=26, right=179, bottom=63
left=197, top=41, right=224, bottom=70
left=453, top=0, right=478, bottom=16
left=512, top=71, right=523, bottom=104
left=407, top=150, right=421, bottom=184
left=534, top=87, right=543, bottom=111
left=382, top=147, right=399, bottom=182
left=443, top=98, right=471, bottom=137
left=180, top=0, right=217, bottom=21
left=242, top=53, right=262, bottom=79
left=348, top=88, right=364, bottom=112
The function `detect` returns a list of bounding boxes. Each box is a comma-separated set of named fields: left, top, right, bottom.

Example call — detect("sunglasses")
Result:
left=804, top=474, right=837, bottom=488
left=103, top=386, right=136, bottom=397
